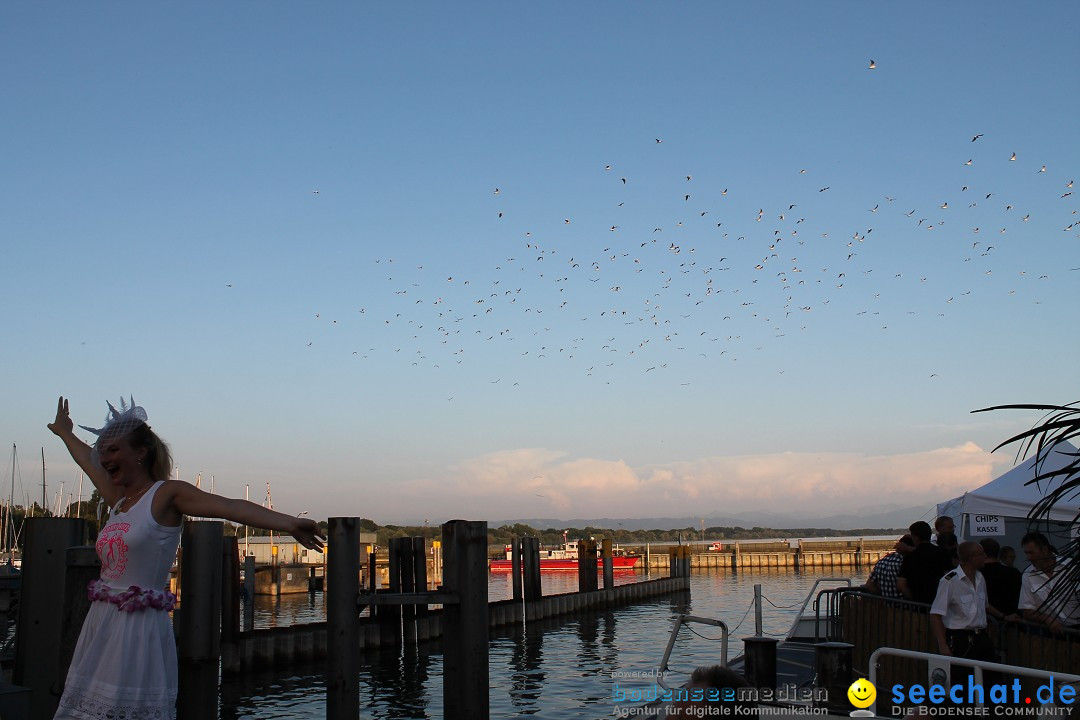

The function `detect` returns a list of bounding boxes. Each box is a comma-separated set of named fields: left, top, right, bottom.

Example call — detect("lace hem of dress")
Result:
left=56, top=690, right=175, bottom=719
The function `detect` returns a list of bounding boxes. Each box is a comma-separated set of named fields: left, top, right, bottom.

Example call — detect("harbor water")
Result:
left=219, top=566, right=869, bottom=719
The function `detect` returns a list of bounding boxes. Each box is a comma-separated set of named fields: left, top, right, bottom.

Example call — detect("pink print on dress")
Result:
left=96, top=522, right=131, bottom=580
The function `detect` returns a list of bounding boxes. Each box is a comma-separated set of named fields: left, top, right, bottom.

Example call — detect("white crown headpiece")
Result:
left=79, top=395, right=149, bottom=443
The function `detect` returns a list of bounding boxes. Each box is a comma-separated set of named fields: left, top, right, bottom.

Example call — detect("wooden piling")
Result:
left=221, top=537, right=241, bottom=675
left=522, top=537, right=541, bottom=602
left=413, top=536, right=428, bottom=619
left=177, top=520, right=224, bottom=720
left=404, top=538, right=419, bottom=643
left=601, top=539, right=613, bottom=590
left=442, top=520, right=489, bottom=720
left=243, top=554, right=255, bottom=631
left=14, top=517, right=86, bottom=720
left=510, top=538, right=522, bottom=602
left=56, top=544, right=98, bottom=715
left=326, top=517, right=360, bottom=720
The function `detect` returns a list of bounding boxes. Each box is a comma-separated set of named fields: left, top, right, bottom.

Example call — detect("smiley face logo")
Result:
left=847, top=678, right=876, bottom=709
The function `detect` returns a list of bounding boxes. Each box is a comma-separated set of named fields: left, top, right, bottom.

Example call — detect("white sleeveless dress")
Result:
left=55, top=481, right=182, bottom=720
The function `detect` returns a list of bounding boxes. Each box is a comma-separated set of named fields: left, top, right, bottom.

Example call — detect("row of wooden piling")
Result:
left=18, top=517, right=694, bottom=720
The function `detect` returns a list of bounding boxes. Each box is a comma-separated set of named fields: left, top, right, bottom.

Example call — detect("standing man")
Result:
left=979, top=538, right=1022, bottom=617
left=1018, top=532, right=1080, bottom=634
left=898, top=521, right=951, bottom=605
left=934, top=516, right=956, bottom=542
left=930, top=542, right=1008, bottom=662
left=865, top=535, right=914, bottom=598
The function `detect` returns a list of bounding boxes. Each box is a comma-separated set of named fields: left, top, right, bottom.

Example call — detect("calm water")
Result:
left=220, top=567, right=868, bottom=719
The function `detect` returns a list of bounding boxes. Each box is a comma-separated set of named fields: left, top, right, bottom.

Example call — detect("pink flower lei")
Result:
left=87, top=578, right=176, bottom=612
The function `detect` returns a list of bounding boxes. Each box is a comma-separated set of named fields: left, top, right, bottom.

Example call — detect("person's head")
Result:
left=909, top=521, right=932, bottom=544
left=83, top=397, right=172, bottom=484
left=123, top=422, right=173, bottom=482
left=895, top=534, right=915, bottom=555
left=1000, top=546, right=1017, bottom=568
left=668, top=665, right=753, bottom=719
left=1020, top=532, right=1055, bottom=570
left=95, top=423, right=172, bottom=485
left=957, top=541, right=986, bottom=570
left=979, top=538, right=1001, bottom=561
left=934, top=516, right=955, bottom=536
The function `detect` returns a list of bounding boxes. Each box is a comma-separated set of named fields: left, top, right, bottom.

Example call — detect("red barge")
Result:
left=489, top=538, right=640, bottom=571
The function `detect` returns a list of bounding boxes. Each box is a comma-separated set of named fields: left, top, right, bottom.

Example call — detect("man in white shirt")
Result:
left=1018, top=532, right=1080, bottom=634
left=930, top=541, right=1007, bottom=662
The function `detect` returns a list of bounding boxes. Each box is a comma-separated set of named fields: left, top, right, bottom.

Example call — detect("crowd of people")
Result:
left=864, top=515, right=1080, bottom=667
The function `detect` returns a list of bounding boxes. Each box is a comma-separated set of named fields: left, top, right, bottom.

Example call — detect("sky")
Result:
left=1, top=3, right=1077, bottom=526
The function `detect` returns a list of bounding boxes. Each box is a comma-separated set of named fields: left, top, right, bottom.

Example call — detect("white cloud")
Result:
left=378, top=442, right=1008, bottom=521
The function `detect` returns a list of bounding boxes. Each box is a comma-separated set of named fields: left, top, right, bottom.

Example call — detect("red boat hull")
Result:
left=489, top=556, right=639, bottom=571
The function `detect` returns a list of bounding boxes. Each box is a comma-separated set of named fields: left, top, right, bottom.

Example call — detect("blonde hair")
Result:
left=124, top=423, right=173, bottom=482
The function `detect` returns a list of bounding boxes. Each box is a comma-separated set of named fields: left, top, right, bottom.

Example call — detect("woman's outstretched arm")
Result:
left=47, top=396, right=119, bottom=506
left=163, top=481, right=325, bottom=551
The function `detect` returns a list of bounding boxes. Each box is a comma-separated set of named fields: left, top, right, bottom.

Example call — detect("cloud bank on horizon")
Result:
left=376, top=442, right=1000, bottom=522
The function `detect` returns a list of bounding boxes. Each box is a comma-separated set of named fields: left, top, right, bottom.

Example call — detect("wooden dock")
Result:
left=221, top=575, right=688, bottom=674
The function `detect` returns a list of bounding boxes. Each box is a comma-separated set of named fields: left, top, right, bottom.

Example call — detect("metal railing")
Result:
left=784, top=576, right=851, bottom=640
left=656, top=614, right=729, bottom=690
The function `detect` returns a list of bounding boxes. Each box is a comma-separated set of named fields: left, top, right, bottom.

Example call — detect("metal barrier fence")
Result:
left=829, top=590, right=1080, bottom=713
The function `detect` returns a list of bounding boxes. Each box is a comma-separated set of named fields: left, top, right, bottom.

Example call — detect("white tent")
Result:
left=937, top=441, right=1079, bottom=557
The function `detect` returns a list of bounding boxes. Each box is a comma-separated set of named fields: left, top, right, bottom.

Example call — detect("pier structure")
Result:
left=19, top=517, right=691, bottom=720
left=636, top=537, right=895, bottom=571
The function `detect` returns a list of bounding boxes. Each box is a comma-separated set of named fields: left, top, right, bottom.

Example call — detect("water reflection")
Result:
left=218, top=567, right=870, bottom=718
left=361, top=643, right=438, bottom=719
left=505, top=623, right=546, bottom=713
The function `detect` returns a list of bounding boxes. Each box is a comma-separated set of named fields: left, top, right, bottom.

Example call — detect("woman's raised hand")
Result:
left=48, top=396, right=74, bottom=437
left=291, top=518, right=326, bottom=552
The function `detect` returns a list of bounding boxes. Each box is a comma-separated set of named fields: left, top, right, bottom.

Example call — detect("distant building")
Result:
left=236, top=533, right=378, bottom=565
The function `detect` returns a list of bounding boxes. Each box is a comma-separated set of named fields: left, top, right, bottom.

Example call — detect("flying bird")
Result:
left=868, top=59, right=876, bottom=69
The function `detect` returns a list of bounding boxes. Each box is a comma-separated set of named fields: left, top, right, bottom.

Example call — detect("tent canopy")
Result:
left=937, top=441, right=1079, bottom=525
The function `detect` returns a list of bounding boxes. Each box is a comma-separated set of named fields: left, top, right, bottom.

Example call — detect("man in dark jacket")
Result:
left=897, top=521, right=951, bottom=605
left=979, top=538, right=1021, bottom=616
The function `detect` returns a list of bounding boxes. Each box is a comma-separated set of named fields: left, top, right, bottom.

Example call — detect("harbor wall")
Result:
left=642, top=539, right=893, bottom=570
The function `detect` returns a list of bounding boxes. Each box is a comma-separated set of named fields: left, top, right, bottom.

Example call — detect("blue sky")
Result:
left=2, top=3, right=1077, bottom=524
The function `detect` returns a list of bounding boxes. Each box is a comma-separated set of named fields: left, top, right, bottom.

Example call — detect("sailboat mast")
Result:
left=4, top=444, right=13, bottom=555
left=41, top=447, right=47, bottom=515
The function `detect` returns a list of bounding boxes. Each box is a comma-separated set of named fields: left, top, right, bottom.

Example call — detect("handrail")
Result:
left=811, top=586, right=927, bottom=642
left=814, top=586, right=857, bottom=641
left=657, top=614, right=729, bottom=690
left=868, top=646, right=1080, bottom=716
left=785, top=576, right=851, bottom=640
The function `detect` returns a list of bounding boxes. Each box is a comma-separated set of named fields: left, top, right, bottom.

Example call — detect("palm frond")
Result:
left=973, top=401, right=1080, bottom=622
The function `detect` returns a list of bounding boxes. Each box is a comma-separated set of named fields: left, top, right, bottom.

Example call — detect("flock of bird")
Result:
left=298, top=133, right=1076, bottom=389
